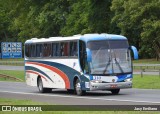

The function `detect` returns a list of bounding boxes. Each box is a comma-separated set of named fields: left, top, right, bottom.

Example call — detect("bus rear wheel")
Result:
left=111, top=89, right=120, bottom=95
left=37, top=77, right=52, bottom=93
left=75, top=79, right=86, bottom=96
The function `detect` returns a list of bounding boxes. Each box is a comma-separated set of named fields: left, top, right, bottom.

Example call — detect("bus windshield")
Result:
left=87, top=40, right=132, bottom=75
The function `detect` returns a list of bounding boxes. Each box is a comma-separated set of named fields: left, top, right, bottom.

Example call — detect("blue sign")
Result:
left=1, top=42, right=22, bottom=59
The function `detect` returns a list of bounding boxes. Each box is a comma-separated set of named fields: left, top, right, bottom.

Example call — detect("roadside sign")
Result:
left=1, top=42, right=22, bottom=59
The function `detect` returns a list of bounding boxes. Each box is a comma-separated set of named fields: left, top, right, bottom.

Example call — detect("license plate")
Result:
left=110, top=84, right=117, bottom=88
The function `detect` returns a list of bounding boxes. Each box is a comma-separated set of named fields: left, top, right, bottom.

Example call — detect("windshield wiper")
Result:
left=113, top=52, right=124, bottom=73
left=103, top=56, right=112, bottom=74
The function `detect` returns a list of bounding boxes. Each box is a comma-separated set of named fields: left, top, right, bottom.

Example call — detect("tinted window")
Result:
left=25, top=44, right=30, bottom=57
left=31, top=44, right=36, bottom=57
left=87, top=40, right=129, bottom=50
left=70, top=42, right=78, bottom=56
left=43, top=43, right=52, bottom=57
left=36, top=44, right=42, bottom=57
left=60, top=42, right=69, bottom=56
left=52, top=43, right=60, bottom=56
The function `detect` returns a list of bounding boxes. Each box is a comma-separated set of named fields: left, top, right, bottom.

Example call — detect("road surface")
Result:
left=0, top=65, right=24, bottom=71
left=0, top=81, right=160, bottom=105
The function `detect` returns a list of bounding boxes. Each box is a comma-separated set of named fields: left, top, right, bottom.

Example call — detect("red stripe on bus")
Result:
left=26, top=70, right=47, bottom=81
left=26, top=62, right=70, bottom=89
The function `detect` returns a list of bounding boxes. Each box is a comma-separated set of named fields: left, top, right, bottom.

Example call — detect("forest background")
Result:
left=0, top=0, right=160, bottom=59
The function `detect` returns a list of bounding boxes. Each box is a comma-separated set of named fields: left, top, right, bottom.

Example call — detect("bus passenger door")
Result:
left=79, top=40, right=89, bottom=74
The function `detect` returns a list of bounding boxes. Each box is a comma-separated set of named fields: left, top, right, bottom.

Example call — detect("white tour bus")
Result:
left=24, top=33, right=138, bottom=95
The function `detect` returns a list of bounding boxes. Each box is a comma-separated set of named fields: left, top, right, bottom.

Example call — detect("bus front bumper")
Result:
left=89, top=81, right=132, bottom=91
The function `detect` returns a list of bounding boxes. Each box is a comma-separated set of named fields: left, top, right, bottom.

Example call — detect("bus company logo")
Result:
left=112, top=79, right=115, bottom=82
left=2, top=106, right=11, bottom=111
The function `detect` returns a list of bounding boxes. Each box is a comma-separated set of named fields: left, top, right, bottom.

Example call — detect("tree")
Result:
left=7, top=0, right=70, bottom=42
left=111, top=0, right=160, bottom=59
left=61, top=0, right=112, bottom=36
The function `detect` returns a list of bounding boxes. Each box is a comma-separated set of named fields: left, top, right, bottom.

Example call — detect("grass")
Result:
left=0, top=58, right=24, bottom=66
left=0, top=58, right=24, bottom=61
left=0, top=98, right=47, bottom=105
left=133, top=66, right=160, bottom=71
left=0, top=70, right=24, bottom=81
left=133, top=75, right=160, bottom=89
left=133, top=59, right=160, bottom=70
left=133, top=59, right=160, bottom=64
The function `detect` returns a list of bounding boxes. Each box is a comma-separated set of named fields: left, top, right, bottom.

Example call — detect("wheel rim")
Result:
left=76, top=82, right=82, bottom=95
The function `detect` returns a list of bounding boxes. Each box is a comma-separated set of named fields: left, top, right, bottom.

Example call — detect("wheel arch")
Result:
left=73, top=75, right=81, bottom=87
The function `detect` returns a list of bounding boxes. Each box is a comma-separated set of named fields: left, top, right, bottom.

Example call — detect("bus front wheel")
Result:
left=37, top=77, right=52, bottom=93
left=110, top=89, right=120, bottom=95
left=75, top=79, right=86, bottom=96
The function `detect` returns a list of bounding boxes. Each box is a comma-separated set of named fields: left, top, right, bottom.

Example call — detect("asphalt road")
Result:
left=0, top=65, right=24, bottom=71
left=0, top=81, right=160, bottom=105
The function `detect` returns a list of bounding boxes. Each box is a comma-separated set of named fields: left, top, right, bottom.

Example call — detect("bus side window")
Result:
left=31, top=44, right=36, bottom=57
left=52, top=43, right=60, bottom=57
left=47, top=43, right=52, bottom=57
left=63, top=42, right=69, bottom=56
left=60, top=42, right=69, bottom=56
left=43, top=44, right=46, bottom=57
left=43, top=43, right=51, bottom=57
left=60, top=42, right=64, bottom=56
left=52, top=43, right=56, bottom=56
left=70, top=42, right=77, bottom=56
left=25, top=44, right=30, bottom=57
left=36, top=44, right=42, bottom=57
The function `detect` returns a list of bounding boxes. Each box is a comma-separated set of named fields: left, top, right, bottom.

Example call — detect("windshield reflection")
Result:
left=87, top=40, right=132, bottom=75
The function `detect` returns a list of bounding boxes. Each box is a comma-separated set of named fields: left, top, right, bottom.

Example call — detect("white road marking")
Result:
left=0, top=90, right=160, bottom=104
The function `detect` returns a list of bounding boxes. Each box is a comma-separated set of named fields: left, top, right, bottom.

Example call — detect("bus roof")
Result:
left=25, top=33, right=127, bottom=44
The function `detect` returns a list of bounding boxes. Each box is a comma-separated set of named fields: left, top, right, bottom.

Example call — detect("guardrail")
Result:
left=133, top=64, right=160, bottom=77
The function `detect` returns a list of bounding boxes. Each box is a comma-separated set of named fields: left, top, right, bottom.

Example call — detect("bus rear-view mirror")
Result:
left=130, top=46, right=138, bottom=60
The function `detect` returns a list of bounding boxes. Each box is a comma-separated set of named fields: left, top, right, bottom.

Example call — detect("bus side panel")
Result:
left=25, top=59, right=90, bottom=90
left=26, top=71, right=38, bottom=86
left=25, top=62, right=66, bottom=89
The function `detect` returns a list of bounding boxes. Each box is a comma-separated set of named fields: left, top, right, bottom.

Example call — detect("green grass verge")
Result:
left=0, top=98, right=47, bottom=105
left=0, top=58, right=24, bottom=66
left=133, top=75, right=160, bottom=89
left=0, top=58, right=24, bottom=61
left=0, top=70, right=24, bottom=81
left=133, top=59, right=160, bottom=64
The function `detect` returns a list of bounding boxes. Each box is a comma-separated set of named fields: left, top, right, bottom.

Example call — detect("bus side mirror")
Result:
left=86, top=48, right=92, bottom=62
left=130, top=46, right=138, bottom=60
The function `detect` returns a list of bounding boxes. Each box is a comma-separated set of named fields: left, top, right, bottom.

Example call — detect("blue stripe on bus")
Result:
left=25, top=60, right=89, bottom=89
left=25, top=66, right=53, bottom=82
left=117, top=74, right=132, bottom=82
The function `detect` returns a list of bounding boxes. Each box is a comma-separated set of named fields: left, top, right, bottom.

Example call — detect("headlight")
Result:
left=91, top=80, right=102, bottom=83
left=124, top=78, right=132, bottom=82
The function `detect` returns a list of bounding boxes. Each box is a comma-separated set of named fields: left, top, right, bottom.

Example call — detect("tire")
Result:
left=111, top=89, right=120, bottom=95
left=37, top=77, right=52, bottom=93
left=67, top=89, right=74, bottom=94
left=75, top=79, right=86, bottom=96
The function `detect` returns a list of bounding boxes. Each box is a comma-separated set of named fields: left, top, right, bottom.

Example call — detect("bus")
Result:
left=24, top=33, right=138, bottom=96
